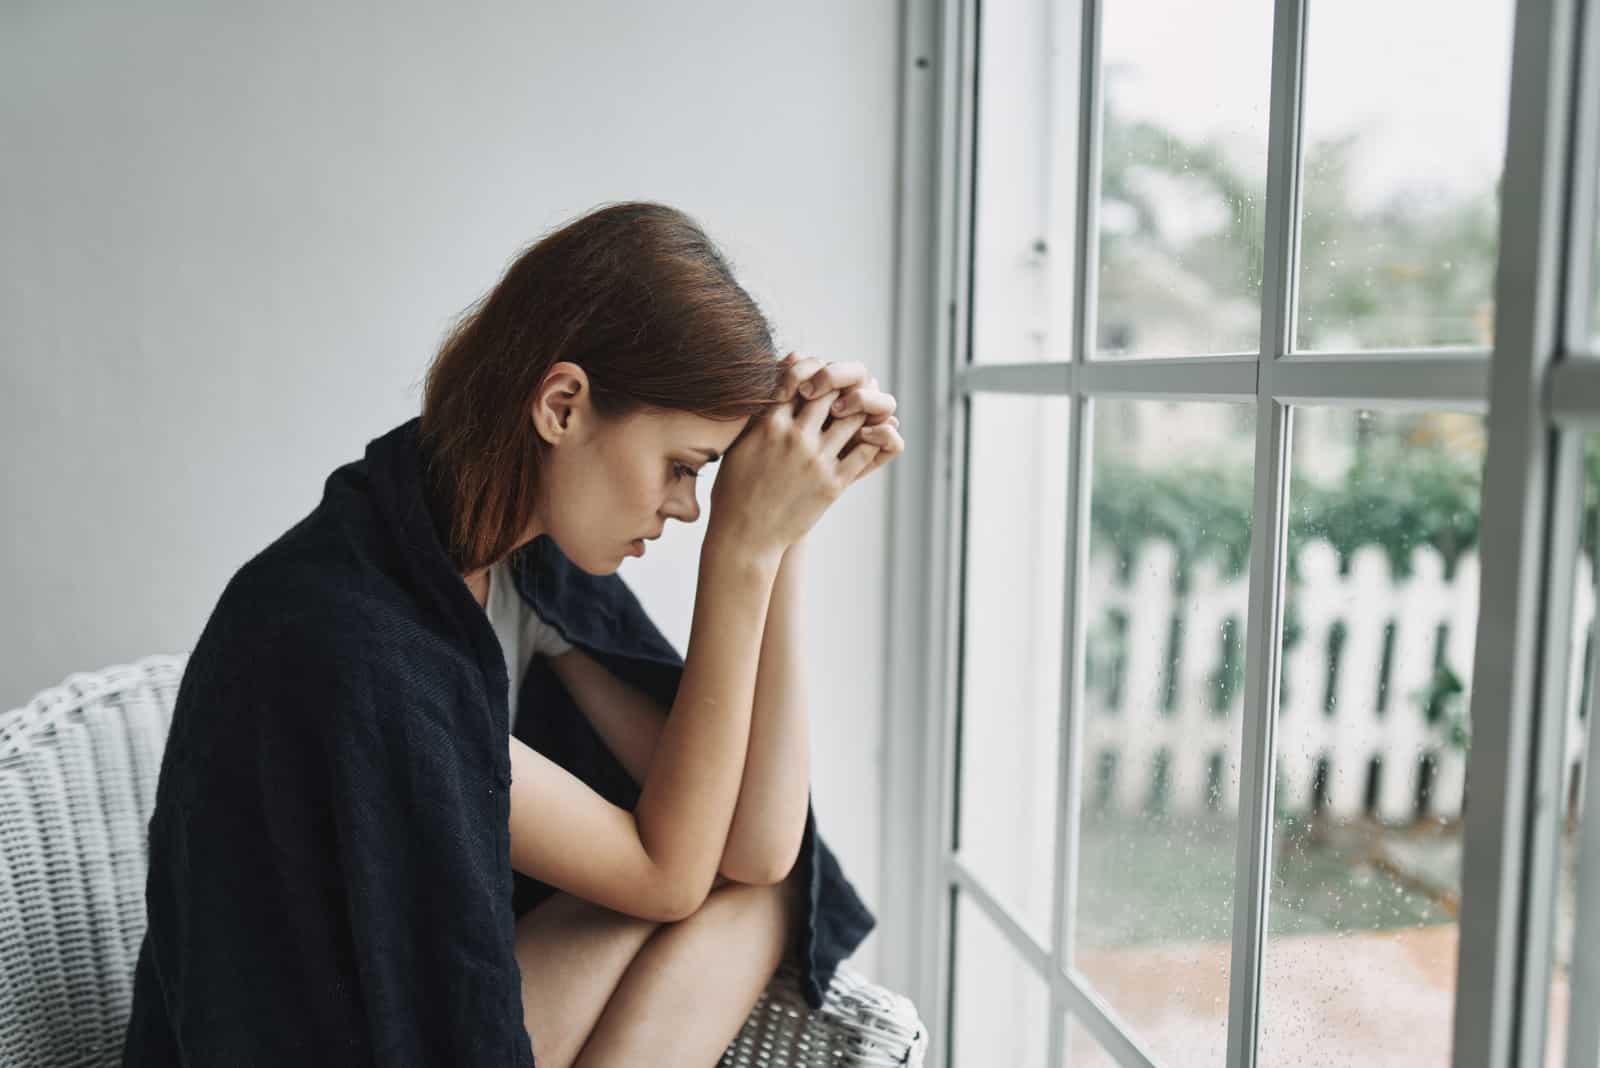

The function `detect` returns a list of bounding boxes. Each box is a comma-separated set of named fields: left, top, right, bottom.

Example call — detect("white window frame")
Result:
left=877, top=0, right=1600, bottom=1064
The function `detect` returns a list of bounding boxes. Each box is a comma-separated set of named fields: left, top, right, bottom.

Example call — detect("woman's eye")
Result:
left=673, top=462, right=699, bottom=481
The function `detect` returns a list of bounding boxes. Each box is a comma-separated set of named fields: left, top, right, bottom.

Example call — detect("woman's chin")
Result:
left=545, top=534, right=622, bottom=576
left=575, top=549, right=627, bottom=576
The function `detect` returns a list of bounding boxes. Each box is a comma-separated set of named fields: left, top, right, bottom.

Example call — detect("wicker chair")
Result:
left=0, top=654, right=927, bottom=1067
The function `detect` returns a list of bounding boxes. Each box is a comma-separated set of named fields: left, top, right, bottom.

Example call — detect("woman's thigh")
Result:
left=573, top=869, right=804, bottom=1067
left=513, top=889, right=663, bottom=1068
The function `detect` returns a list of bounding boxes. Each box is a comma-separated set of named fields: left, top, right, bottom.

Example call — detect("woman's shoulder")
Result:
left=178, top=573, right=495, bottom=772
left=200, top=547, right=470, bottom=695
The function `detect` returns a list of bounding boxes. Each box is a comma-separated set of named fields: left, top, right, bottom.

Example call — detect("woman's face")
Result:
left=528, top=362, right=753, bottom=575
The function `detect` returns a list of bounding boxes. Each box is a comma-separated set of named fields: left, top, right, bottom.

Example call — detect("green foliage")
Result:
left=1090, top=439, right=1488, bottom=591
left=1295, top=434, right=1482, bottom=580
left=1417, top=663, right=1470, bottom=751
left=1090, top=462, right=1253, bottom=589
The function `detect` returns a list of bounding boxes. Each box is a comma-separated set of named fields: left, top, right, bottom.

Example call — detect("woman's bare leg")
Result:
left=513, top=890, right=663, bottom=1068
left=572, top=867, right=804, bottom=1067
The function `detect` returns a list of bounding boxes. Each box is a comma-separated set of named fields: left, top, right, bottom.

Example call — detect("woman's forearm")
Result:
left=630, top=532, right=780, bottom=914
left=551, top=654, right=662, bottom=787
left=719, top=536, right=810, bottom=883
left=555, top=538, right=812, bottom=884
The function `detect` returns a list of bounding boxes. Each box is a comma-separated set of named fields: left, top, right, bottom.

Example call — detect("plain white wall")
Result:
left=2, top=0, right=899, bottom=976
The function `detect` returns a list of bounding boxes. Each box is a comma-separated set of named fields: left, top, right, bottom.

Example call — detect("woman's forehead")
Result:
left=646, top=408, right=749, bottom=449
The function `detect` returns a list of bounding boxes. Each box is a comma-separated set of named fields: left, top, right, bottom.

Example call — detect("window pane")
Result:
left=952, top=893, right=1051, bottom=1068
left=957, top=394, right=1070, bottom=940
left=1294, top=0, right=1514, bottom=352
left=1260, top=408, right=1485, bottom=1064
left=971, top=0, right=1078, bottom=364
left=1065, top=1017, right=1121, bottom=1067
left=1073, top=398, right=1256, bottom=1064
left=1095, top=0, right=1271, bottom=358
left=1545, top=434, right=1600, bottom=1064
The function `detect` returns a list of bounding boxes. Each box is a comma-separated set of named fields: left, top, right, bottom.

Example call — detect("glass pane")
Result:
left=1545, top=434, right=1600, bottom=1065
left=957, top=394, right=1070, bottom=941
left=952, top=892, right=1051, bottom=1068
left=971, top=0, right=1078, bottom=364
left=1073, top=398, right=1256, bottom=1063
left=1065, top=1017, right=1120, bottom=1067
left=1095, top=0, right=1271, bottom=358
left=1295, top=0, right=1514, bottom=352
left=1260, top=408, right=1485, bottom=1064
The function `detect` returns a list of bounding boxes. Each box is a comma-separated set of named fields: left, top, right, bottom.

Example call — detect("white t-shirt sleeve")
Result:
left=485, top=559, right=524, bottom=721
left=486, top=557, right=575, bottom=732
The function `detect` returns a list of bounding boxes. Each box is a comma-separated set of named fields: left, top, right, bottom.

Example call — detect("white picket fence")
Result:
left=1081, top=538, right=1595, bottom=824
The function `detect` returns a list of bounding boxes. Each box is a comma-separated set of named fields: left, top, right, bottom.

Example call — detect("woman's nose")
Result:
left=666, top=482, right=701, bottom=523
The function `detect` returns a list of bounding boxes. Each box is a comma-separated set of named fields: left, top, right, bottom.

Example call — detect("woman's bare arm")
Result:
left=506, top=532, right=779, bottom=922
left=722, top=536, right=810, bottom=882
left=544, top=538, right=811, bottom=886
left=543, top=648, right=661, bottom=788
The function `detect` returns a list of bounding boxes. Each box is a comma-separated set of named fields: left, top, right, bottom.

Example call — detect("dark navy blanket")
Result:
left=121, top=416, right=875, bottom=1066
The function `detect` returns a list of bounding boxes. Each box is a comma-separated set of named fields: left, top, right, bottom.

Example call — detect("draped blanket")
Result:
left=121, top=416, right=875, bottom=1066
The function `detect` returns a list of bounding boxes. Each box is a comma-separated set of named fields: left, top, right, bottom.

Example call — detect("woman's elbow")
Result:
left=641, top=871, right=712, bottom=923
left=720, top=846, right=801, bottom=889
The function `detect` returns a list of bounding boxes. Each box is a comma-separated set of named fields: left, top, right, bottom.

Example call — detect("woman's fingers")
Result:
left=820, top=408, right=868, bottom=458
left=835, top=389, right=896, bottom=422
left=780, top=354, right=831, bottom=402
left=785, top=357, right=895, bottom=424
left=837, top=436, right=883, bottom=483
left=797, top=360, right=870, bottom=400
left=851, top=422, right=904, bottom=481
left=795, top=386, right=843, bottom=436
left=781, top=358, right=901, bottom=485
left=856, top=422, right=900, bottom=450
left=829, top=377, right=896, bottom=422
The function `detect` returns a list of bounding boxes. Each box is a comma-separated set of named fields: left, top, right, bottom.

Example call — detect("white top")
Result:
left=485, top=557, right=535, bottom=730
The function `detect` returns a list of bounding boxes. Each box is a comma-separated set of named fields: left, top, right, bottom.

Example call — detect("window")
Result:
left=1294, top=0, right=1513, bottom=352
left=889, top=0, right=1600, bottom=1063
left=1074, top=398, right=1254, bottom=1061
left=1095, top=0, right=1270, bottom=359
left=1263, top=408, right=1485, bottom=1061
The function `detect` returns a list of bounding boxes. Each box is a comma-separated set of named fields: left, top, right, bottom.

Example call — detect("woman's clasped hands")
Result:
left=709, top=351, right=905, bottom=557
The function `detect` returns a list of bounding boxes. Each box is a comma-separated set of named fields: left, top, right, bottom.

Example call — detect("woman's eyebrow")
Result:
left=692, top=446, right=721, bottom=462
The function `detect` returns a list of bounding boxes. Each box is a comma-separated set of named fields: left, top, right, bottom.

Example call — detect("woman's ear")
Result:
left=532, top=362, right=590, bottom=444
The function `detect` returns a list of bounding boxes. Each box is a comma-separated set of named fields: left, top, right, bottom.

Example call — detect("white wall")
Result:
left=2, top=0, right=898, bottom=976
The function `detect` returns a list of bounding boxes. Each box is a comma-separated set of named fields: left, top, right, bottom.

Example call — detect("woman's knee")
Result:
left=514, top=891, right=663, bottom=1068
left=679, top=867, right=804, bottom=953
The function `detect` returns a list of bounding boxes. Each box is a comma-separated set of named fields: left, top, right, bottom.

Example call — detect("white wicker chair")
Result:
left=0, top=654, right=927, bottom=1067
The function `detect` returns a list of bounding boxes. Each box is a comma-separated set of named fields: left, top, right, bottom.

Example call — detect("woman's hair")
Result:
left=419, top=200, right=787, bottom=573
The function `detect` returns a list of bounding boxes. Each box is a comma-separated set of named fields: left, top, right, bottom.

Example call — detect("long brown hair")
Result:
left=419, top=201, right=787, bottom=573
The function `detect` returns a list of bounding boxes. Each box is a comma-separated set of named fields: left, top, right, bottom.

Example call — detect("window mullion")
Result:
left=1567, top=500, right=1600, bottom=1068
left=1517, top=432, right=1586, bottom=1067
left=1052, top=0, right=1101, bottom=1061
left=1452, top=0, right=1581, bottom=1062
left=1049, top=392, right=1092, bottom=1064
left=1561, top=0, right=1600, bottom=353
left=1225, top=0, right=1307, bottom=1066
left=920, top=0, right=979, bottom=1061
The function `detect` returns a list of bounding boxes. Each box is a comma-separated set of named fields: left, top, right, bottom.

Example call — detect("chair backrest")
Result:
left=0, top=654, right=185, bottom=1068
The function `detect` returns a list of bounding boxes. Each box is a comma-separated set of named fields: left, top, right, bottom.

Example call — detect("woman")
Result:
left=121, top=201, right=904, bottom=1067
